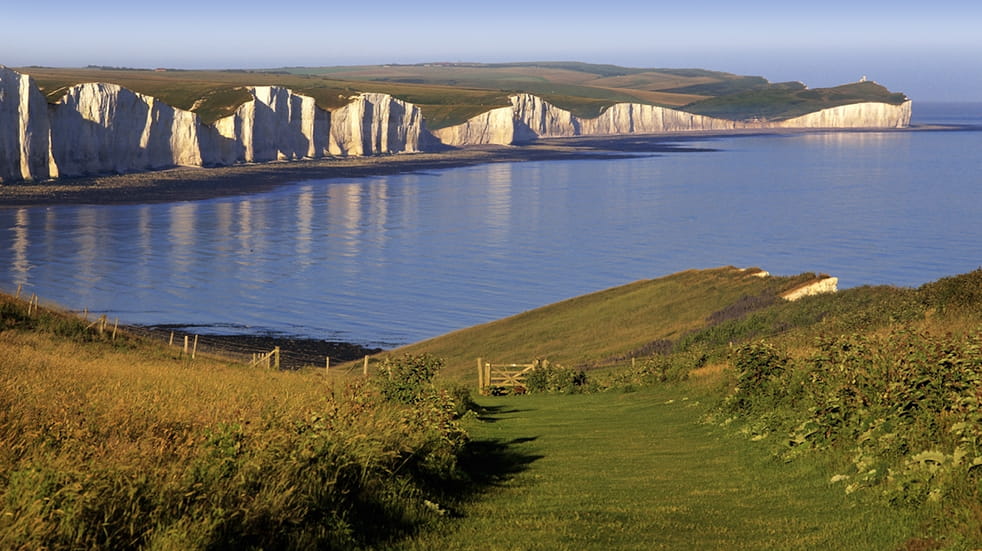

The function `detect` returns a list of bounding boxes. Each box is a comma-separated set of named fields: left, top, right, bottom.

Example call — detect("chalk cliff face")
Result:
left=434, top=93, right=912, bottom=146
left=0, top=67, right=53, bottom=182
left=328, top=93, right=428, bottom=156
left=207, top=86, right=330, bottom=165
left=781, top=276, right=839, bottom=301
left=431, top=105, right=518, bottom=147
left=0, top=68, right=434, bottom=182
left=770, top=101, right=912, bottom=129
left=0, top=67, right=913, bottom=183
left=49, top=82, right=204, bottom=177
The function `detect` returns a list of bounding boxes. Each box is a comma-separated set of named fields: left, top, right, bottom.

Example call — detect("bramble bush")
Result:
left=718, top=329, right=982, bottom=541
left=524, top=361, right=588, bottom=394
left=373, top=353, right=444, bottom=404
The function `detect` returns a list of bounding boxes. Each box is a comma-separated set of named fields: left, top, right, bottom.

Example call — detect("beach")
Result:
left=0, top=142, right=649, bottom=207
left=0, top=127, right=936, bottom=208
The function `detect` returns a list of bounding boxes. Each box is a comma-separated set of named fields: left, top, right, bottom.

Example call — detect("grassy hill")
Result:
left=4, top=266, right=979, bottom=547
left=379, top=267, right=822, bottom=381
left=16, top=62, right=908, bottom=128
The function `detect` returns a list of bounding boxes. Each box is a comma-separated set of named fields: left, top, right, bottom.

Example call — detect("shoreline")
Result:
left=0, top=126, right=951, bottom=208
left=0, top=143, right=641, bottom=207
left=125, top=324, right=384, bottom=369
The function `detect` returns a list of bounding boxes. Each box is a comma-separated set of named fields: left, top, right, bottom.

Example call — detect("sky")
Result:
left=3, top=0, right=981, bottom=102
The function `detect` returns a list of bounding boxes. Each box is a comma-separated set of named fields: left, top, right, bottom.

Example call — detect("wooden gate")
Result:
left=477, top=358, right=543, bottom=395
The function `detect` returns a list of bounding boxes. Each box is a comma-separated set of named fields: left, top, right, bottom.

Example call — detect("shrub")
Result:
left=525, top=362, right=588, bottom=394
left=728, top=341, right=788, bottom=410
left=374, top=353, right=444, bottom=404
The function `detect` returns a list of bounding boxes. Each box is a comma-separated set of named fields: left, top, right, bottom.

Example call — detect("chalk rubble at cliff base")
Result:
left=0, top=66, right=912, bottom=184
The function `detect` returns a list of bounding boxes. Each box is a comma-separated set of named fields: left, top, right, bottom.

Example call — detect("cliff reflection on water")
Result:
left=2, top=126, right=981, bottom=347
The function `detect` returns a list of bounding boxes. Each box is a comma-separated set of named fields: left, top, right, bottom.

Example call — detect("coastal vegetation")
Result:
left=3, top=266, right=981, bottom=548
left=16, top=62, right=907, bottom=128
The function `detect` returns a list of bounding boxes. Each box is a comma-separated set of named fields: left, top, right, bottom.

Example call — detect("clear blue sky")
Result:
left=3, top=0, right=980, bottom=102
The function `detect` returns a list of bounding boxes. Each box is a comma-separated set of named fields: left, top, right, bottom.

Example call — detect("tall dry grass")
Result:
left=0, top=298, right=467, bottom=550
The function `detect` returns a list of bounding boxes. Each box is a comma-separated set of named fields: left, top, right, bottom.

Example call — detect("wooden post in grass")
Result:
left=112, top=318, right=118, bottom=341
left=477, top=358, right=484, bottom=392
left=169, top=332, right=174, bottom=346
left=325, top=357, right=330, bottom=374
left=192, top=336, right=199, bottom=360
left=183, top=335, right=189, bottom=357
left=363, top=356, right=369, bottom=376
left=273, top=346, right=280, bottom=370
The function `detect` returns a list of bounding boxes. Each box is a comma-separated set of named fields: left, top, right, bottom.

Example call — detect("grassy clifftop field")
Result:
left=4, top=266, right=981, bottom=548
left=17, top=62, right=908, bottom=128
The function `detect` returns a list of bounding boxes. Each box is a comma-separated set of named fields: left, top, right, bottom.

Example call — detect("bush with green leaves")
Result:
left=726, top=341, right=788, bottom=411
left=374, top=353, right=444, bottom=404
left=524, top=362, right=588, bottom=394
left=717, top=329, right=982, bottom=536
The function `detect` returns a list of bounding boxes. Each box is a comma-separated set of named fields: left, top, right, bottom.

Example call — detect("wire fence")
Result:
left=121, top=325, right=381, bottom=371
left=5, top=284, right=381, bottom=371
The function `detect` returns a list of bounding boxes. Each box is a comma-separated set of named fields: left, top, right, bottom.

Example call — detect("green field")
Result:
left=16, top=61, right=907, bottom=128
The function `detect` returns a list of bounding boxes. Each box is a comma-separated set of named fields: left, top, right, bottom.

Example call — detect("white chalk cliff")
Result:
left=781, top=276, right=839, bottom=301
left=0, top=67, right=434, bottom=182
left=0, top=67, right=53, bottom=182
left=0, top=66, right=912, bottom=183
left=434, top=93, right=912, bottom=146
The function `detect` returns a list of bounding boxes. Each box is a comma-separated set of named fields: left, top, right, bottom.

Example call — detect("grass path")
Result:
left=398, top=387, right=914, bottom=550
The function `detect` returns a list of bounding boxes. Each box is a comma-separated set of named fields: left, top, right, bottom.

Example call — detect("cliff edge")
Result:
left=0, top=67, right=912, bottom=184
left=434, top=93, right=912, bottom=146
left=0, top=67, right=436, bottom=183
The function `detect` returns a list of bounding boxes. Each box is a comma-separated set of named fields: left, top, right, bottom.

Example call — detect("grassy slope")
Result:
left=380, top=267, right=822, bottom=382
left=16, top=62, right=907, bottom=129
left=4, top=267, right=979, bottom=547
left=683, top=81, right=910, bottom=121
left=0, top=295, right=467, bottom=549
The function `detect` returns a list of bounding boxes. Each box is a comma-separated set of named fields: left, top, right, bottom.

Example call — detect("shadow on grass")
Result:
left=474, top=404, right=532, bottom=423
left=432, top=406, right=543, bottom=512
left=457, top=437, right=542, bottom=489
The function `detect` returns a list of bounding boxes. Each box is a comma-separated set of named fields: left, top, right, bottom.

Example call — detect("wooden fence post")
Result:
left=192, top=336, right=199, bottom=360
left=112, top=318, right=119, bottom=341
left=477, top=357, right=484, bottom=392
left=273, top=346, right=280, bottom=370
left=363, top=356, right=369, bottom=376
left=325, top=357, right=330, bottom=374
left=169, top=332, right=174, bottom=346
left=183, top=335, right=189, bottom=357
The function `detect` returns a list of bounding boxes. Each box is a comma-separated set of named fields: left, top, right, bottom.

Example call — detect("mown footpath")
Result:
left=395, top=389, right=915, bottom=550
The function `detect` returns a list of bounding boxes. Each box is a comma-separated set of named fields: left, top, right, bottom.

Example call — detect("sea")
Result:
left=2, top=102, right=980, bottom=347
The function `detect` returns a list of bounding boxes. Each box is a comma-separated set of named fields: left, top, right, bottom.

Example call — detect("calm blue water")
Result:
left=2, top=104, right=981, bottom=346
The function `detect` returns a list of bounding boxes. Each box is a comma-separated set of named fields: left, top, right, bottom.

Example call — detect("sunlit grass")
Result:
left=395, top=389, right=915, bottom=550
left=0, top=296, right=465, bottom=549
